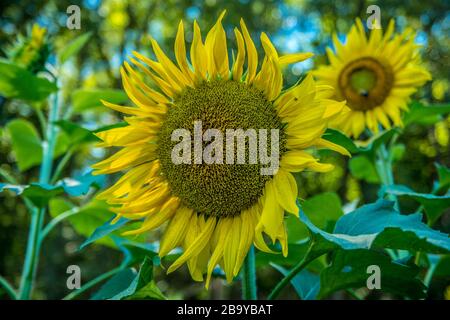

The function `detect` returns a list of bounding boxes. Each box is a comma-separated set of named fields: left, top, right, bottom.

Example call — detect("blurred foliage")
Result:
left=0, top=0, right=449, bottom=300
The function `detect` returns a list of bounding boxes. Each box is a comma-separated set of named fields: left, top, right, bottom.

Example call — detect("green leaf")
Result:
left=322, top=128, right=399, bottom=158
left=72, top=89, right=128, bottom=112
left=54, top=120, right=99, bottom=145
left=349, top=155, right=380, bottom=184
left=382, top=184, right=450, bottom=225
left=321, top=129, right=359, bottom=154
left=0, top=60, right=57, bottom=101
left=271, top=263, right=320, bottom=300
left=59, top=32, right=92, bottom=64
left=113, top=237, right=159, bottom=267
left=90, top=269, right=136, bottom=300
left=435, top=163, right=450, bottom=192
left=6, top=119, right=42, bottom=171
left=80, top=217, right=130, bottom=250
left=318, top=250, right=426, bottom=299
left=403, top=101, right=450, bottom=126
left=300, top=200, right=450, bottom=254
left=5, top=119, right=70, bottom=171
left=390, top=144, right=405, bottom=162
left=49, top=197, right=73, bottom=216
left=61, top=200, right=118, bottom=248
left=110, top=257, right=165, bottom=300
left=0, top=172, right=104, bottom=207
left=287, top=192, right=343, bottom=242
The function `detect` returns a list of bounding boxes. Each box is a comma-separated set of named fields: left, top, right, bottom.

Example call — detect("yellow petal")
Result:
left=174, top=20, right=195, bottom=83
left=167, top=216, right=216, bottom=273
left=273, top=169, right=299, bottom=216
left=279, top=53, right=314, bottom=65
left=232, top=28, right=246, bottom=81
left=240, top=18, right=258, bottom=84
left=159, top=206, right=193, bottom=257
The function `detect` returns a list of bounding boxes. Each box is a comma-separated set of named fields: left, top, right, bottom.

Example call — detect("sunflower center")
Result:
left=338, top=57, right=394, bottom=111
left=157, top=80, right=286, bottom=217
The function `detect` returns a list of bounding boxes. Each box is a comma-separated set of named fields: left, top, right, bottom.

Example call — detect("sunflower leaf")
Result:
left=404, top=101, right=450, bottom=126
left=72, top=88, right=128, bottom=112
left=90, top=268, right=136, bottom=300
left=0, top=171, right=105, bottom=207
left=0, top=60, right=57, bottom=102
left=382, top=184, right=450, bottom=225
left=349, top=155, right=380, bottom=183
left=6, top=119, right=70, bottom=171
left=435, top=163, right=450, bottom=193
left=54, top=120, right=99, bottom=145
left=271, top=263, right=320, bottom=300
left=287, top=192, right=343, bottom=243
left=318, top=250, right=426, bottom=299
left=300, top=199, right=450, bottom=254
left=322, top=128, right=399, bottom=157
left=58, top=32, right=92, bottom=64
left=109, top=256, right=165, bottom=300
left=79, top=216, right=130, bottom=250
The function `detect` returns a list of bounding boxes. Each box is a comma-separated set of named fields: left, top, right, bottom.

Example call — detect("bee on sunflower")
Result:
left=313, top=18, right=431, bottom=138
left=92, top=11, right=348, bottom=287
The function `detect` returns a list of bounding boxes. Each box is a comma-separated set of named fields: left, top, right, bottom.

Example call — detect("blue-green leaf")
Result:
left=109, top=256, right=165, bottom=300
left=300, top=200, right=450, bottom=254
left=271, top=263, right=320, bottom=300
left=1, top=171, right=105, bottom=207
left=382, top=184, right=450, bottom=225
left=80, top=217, right=130, bottom=250
left=90, top=269, right=136, bottom=300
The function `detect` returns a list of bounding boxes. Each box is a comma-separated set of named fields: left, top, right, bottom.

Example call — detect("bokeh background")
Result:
left=0, top=0, right=449, bottom=299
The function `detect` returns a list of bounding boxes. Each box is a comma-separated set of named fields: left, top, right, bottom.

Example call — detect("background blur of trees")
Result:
left=0, top=0, right=449, bottom=299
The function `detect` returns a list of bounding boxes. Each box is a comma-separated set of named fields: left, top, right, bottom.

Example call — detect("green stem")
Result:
left=19, top=81, right=61, bottom=300
left=241, top=246, right=257, bottom=300
left=375, top=143, right=398, bottom=209
left=62, top=267, right=123, bottom=300
left=268, top=240, right=318, bottom=300
left=0, top=275, right=17, bottom=300
left=50, top=147, right=74, bottom=184
left=39, top=207, right=79, bottom=241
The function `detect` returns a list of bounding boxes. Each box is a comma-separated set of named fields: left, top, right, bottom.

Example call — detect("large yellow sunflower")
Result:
left=313, top=19, right=431, bottom=138
left=92, top=12, right=347, bottom=287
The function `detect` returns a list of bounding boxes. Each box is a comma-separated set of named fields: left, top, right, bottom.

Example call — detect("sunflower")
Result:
left=313, top=19, right=431, bottom=138
left=92, top=12, right=347, bottom=287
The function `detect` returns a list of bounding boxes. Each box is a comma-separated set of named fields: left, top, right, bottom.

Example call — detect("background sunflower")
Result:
left=313, top=18, right=431, bottom=138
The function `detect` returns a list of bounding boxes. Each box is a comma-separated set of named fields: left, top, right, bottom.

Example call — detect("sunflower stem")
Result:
left=19, top=78, right=60, bottom=300
left=241, top=245, right=257, bottom=300
left=267, top=240, right=318, bottom=300
left=375, top=142, right=398, bottom=209
left=0, top=275, right=17, bottom=300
